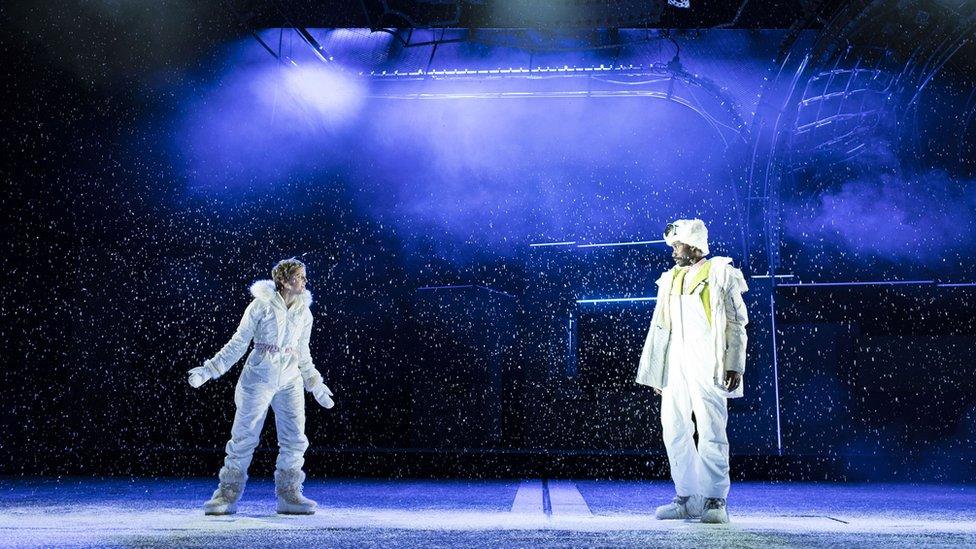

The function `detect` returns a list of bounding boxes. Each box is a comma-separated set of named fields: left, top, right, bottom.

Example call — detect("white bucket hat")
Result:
left=663, top=219, right=709, bottom=256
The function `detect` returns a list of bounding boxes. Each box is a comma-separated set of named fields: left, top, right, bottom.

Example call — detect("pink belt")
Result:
left=254, top=342, right=294, bottom=355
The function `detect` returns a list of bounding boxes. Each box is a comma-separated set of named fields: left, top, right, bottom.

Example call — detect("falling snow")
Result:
left=4, top=1, right=976, bottom=547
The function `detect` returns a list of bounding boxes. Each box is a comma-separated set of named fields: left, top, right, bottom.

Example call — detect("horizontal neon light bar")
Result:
left=369, top=90, right=705, bottom=102
left=777, top=280, right=935, bottom=287
left=529, top=241, right=577, bottom=247
left=751, top=274, right=795, bottom=279
left=369, top=64, right=643, bottom=77
left=416, top=285, right=516, bottom=298
left=576, top=239, right=666, bottom=248
left=577, top=297, right=658, bottom=304
left=937, top=283, right=976, bottom=287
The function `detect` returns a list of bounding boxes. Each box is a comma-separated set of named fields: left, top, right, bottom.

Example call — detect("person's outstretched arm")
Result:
left=188, top=301, right=260, bottom=388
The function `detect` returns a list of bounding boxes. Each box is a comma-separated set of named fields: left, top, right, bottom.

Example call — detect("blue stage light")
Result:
left=576, top=240, right=666, bottom=248
left=417, top=284, right=516, bottom=298
left=778, top=280, right=936, bottom=287
left=370, top=64, right=643, bottom=79
left=576, top=297, right=657, bottom=304
left=529, top=241, right=577, bottom=247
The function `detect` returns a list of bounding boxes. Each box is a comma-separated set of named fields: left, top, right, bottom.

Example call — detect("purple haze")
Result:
left=787, top=170, right=976, bottom=261
left=173, top=30, right=782, bottom=262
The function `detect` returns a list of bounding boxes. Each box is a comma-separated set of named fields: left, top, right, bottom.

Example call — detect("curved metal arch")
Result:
left=745, top=0, right=976, bottom=277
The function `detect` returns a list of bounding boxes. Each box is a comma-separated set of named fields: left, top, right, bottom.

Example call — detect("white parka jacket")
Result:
left=635, top=256, right=749, bottom=398
left=202, top=280, right=324, bottom=389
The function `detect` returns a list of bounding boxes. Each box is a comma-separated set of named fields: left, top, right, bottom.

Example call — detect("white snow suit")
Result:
left=202, top=280, right=324, bottom=474
left=636, top=257, right=749, bottom=499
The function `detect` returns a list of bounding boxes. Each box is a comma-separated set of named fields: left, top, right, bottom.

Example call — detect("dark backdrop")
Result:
left=3, top=6, right=975, bottom=482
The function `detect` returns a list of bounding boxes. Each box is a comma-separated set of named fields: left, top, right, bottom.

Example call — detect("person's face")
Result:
left=671, top=242, right=698, bottom=267
left=283, top=268, right=307, bottom=295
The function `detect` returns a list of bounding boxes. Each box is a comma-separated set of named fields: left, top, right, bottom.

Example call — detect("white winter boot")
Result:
left=275, top=469, right=317, bottom=515
left=655, top=494, right=705, bottom=519
left=203, top=466, right=247, bottom=515
left=700, top=497, right=729, bottom=523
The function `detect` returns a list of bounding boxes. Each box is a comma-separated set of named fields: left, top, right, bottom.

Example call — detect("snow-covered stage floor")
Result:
left=2, top=478, right=974, bottom=547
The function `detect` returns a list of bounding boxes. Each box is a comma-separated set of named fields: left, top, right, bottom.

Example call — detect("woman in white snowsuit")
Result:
left=636, top=219, right=749, bottom=524
left=187, top=258, right=335, bottom=515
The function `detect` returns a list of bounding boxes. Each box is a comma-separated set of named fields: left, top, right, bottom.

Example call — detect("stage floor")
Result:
left=1, top=478, right=974, bottom=547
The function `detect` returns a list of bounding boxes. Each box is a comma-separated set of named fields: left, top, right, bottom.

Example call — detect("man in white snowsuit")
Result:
left=636, top=219, right=749, bottom=524
left=187, top=258, right=336, bottom=515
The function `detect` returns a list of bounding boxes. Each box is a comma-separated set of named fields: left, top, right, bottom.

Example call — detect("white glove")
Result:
left=187, top=365, right=213, bottom=388
left=310, top=381, right=335, bottom=409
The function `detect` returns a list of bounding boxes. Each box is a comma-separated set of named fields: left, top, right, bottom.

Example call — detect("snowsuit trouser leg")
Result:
left=661, top=347, right=731, bottom=499
left=272, top=377, right=309, bottom=472
left=661, top=358, right=700, bottom=497
left=222, top=377, right=276, bottom=474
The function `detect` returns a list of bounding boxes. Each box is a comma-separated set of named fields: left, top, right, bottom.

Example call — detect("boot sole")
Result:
left=701, top=514, right=730, bottom=524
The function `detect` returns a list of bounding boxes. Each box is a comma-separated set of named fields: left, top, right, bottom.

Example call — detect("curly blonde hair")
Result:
left=271, top=258, right=306, bottom=291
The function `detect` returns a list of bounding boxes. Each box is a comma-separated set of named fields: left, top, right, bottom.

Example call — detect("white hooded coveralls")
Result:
left=636, top=257, right=749, bottom=499
left=203, top=280, right=323, bottom=474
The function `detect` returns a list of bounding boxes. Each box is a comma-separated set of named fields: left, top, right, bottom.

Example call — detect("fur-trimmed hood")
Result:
left=249, top=279, right=313, bottom=309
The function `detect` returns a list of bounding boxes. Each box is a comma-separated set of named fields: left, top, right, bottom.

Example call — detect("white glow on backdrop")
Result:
left=256, top=64, right=366, bottom=126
